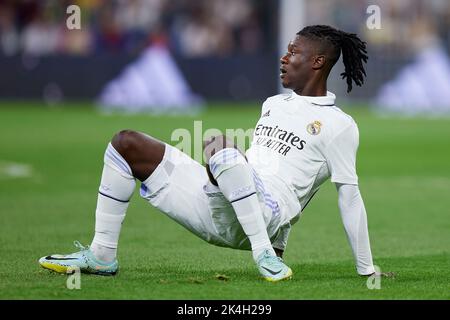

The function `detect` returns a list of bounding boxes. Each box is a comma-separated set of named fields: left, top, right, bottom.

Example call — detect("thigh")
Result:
left=139, top=144, right=230, bottom=247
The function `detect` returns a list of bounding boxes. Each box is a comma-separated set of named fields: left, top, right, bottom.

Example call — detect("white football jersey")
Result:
left=246, top=91, right=359, bottom=224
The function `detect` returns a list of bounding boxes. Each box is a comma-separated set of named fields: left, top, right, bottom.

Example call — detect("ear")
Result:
left=312, top=55, right=325, bottom=70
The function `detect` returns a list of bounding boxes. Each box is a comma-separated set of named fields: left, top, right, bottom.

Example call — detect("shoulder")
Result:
left=325, top=105, right=358, bottom=133
left=260, top=93, right=292, bottom=114
left=263, top=93, right=291, bottom=107
left=321, top=106, right=360, bottom=148
left=330, top=105, right=357, bottom=125
left=258, top=94, right=286, bottom=114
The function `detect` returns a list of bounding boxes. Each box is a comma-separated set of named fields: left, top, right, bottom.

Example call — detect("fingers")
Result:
left=363, top=271, right=396, bottom=278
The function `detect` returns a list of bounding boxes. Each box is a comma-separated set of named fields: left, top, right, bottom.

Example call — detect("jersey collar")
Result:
left=291, top=90, right=336, bottom=107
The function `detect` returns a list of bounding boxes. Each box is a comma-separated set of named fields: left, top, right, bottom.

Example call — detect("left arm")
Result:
left=336, top=183, right=375, bottom=275
left=324, top=122, right=375, bottom=275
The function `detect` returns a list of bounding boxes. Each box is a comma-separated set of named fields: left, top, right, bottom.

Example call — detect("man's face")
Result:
left=280, top=36, right=315, bottom=91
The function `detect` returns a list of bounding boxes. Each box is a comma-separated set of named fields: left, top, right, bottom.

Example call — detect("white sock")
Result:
left=90, top=143, right=136, bottom=262
left=209, top=148, right=275, bottom=262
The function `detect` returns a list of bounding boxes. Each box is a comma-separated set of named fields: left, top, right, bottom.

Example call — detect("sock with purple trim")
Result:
left=209, top=148, right=275, bottom=262
left=90, top=143, right=136, bottom=263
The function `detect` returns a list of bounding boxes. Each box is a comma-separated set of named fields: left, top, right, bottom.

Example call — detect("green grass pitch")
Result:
left=0, top=101, right=449, bottom=299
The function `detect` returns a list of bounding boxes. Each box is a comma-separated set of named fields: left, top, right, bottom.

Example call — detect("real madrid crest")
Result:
left=307, top=121, right=322, bottom=135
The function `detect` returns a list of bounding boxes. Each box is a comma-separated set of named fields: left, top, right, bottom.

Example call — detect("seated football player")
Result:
left=39, top=25, right=379, bottom=281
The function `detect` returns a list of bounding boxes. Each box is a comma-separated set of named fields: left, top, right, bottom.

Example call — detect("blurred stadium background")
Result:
left=1, top=0, right=450, bottom=300
left=1, top=0, right=449, bottom=111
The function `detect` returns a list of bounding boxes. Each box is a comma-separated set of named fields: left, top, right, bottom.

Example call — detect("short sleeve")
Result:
left=324, top=122, right=359, bottom=185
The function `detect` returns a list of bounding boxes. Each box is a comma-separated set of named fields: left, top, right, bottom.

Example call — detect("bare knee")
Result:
left=203, top=135, right=236, bottom=163
left=111, top=129, right=141, bottom=155
left=110, top=130, right=165, bottom=181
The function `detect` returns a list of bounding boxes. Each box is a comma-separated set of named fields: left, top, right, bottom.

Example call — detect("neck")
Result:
left=294, top=73, right=328, bottom=96
left=295, top=84, right=327, bottom=96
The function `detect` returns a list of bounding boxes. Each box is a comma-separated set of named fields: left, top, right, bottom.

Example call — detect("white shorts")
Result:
left=139, top=144, right=287, bottom=250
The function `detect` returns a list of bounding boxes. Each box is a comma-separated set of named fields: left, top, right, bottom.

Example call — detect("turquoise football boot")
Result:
left=39, top=241, right=118, bottom=276
left=257, top=249, right=293, bottom=282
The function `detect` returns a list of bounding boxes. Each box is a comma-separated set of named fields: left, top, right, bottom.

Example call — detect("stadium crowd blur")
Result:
left=1, top=0, right=449, bottom=112
left=1, top=0, right=449, bottom=58
left=0, top=0, right=275, bottom=57
left=305, top=0, right=450, bottom=56
left=303, top=0, right=450, bottom=113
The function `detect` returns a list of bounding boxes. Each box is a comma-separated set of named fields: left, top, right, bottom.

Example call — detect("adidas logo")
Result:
left=262, top=110, right=270, bottom=117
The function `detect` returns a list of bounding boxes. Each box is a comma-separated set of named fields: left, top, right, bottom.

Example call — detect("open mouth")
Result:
left=280, top=67, right=287, bottom=78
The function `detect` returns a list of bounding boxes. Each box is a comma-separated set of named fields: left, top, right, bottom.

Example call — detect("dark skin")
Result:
left=111, top=36, right=330, bottom=177
left=280, top=35, right=333, bottom=96
left=281, top=36, right=394, bottom=277
left=110, top=131, right=286, bottom=258
left=110, top=37, right=333, bottom=259
left=111, top=36, right=329, bottom=178
left=110, top=37, right=395, bottom=276
left=111, top=130, right=165, bottom=182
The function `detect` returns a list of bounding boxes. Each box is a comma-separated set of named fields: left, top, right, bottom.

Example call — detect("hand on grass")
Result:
left=364, top=271, right=396, bottom=278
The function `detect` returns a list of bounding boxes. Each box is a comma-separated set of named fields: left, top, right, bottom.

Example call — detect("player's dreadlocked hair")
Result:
left=297, top=25, right=368, bottom=93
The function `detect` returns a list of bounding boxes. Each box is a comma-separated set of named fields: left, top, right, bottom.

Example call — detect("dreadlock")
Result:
left=297, top=25, right=368, bottom=93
